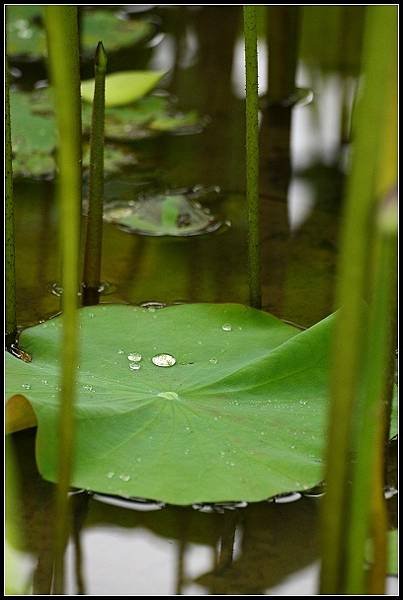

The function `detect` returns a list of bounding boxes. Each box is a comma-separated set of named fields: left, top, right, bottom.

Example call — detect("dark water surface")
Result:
left=8, top=6, right=397, bottom=595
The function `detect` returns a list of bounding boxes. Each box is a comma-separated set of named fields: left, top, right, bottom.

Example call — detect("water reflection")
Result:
left=9, top=430, right=397, bottom=595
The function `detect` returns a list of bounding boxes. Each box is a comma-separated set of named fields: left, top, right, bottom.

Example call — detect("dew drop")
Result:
left=83, top=384, right=94, bottom=392
left=127, top=352, right=142, bottom=362
left=222, top=323, right=232, bottom=332
left=119, top=474, right=131, bottom=482
left=158, top=391, right=179, bottom=400
left=106, top=472, right=115, bottom=479
left=129, top=363, right=141, bottom=371
left=21, top=384, right=31, bottom=390
left=41, top=379, right=48, bottom=385
left=209, top=358, right=218, bottom=364
left=152, top=353, right=176, bottom=367
left=118, top=349, right=124, bottom=355
left=88, top=313, right=95, bottom=319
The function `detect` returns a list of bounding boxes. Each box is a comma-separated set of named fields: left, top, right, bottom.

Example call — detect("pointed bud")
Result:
left=95, top=41, right=107, bottom=72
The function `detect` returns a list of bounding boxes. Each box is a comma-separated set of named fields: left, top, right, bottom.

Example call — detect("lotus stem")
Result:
left=320, top=6, right=397, bottom=594
left=83, top=41, right=107, bottom=306
left=243, top=5, right=261, bottom=309
left=43, top=6, right=82, bottom=594
left=5, top=61, right=16, bottom=348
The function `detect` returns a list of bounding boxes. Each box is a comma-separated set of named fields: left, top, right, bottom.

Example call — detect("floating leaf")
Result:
left=10, top=88, right=202, bottom=177
left=10, top=90, right=56, bottom=178
left=81, top=71, right=166, bottom=107
left=6, top=7, right=153, bottom=59
left=7, top=304, right=397, bottom=505
left=9, top=89, right=136, bottom=178
left=6, top=6, right=45, bottom=59
left=80, top=10, right=153, bottom=53
left=81, top=95, right=202, bottom=140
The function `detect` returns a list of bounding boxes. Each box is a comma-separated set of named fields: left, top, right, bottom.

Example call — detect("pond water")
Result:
left=7, top=6, right=397, bottom=595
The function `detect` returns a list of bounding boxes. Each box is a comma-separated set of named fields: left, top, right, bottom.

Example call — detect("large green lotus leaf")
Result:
left=81, top=71, right=166, bottom=107
left=8, top=304, right=397, bottom=506
left=6, top=7, right=152, bottom=59
left=6, top=303, right=339, bottom=504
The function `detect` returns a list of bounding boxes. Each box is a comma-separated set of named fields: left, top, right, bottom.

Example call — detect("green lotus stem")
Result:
left=266, top=7, right=300, bottom=104
left=5, top=61, right=16, bottom=347
left=320, top=6, right=397, bottom=594
left=345, top=192, right=397, bottom=594
left=83, top=42, right=107, bottom=306
left=346, top=27, right=397, bottom=591
left=43, top=6, right=82, bottom=594
left=243, top=6, right=261, bottom=309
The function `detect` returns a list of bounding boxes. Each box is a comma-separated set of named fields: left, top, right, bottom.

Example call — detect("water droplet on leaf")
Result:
left=152, top=353, right=176, bottom=367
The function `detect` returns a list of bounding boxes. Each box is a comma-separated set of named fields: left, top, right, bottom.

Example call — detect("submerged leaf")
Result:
left=103, top=192, right=223, bottom=237
left=5, top=304, right=397, bottom=505
left=81, top=71, right=166, bottom=107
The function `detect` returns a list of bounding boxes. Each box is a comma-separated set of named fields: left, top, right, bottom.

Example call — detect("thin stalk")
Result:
left=243, top=6, right=261, bottom=309
left=43, top=6, right=82, bottom=594
left=83, top=42, right=107, bottom=307
left=345, top=10, right=397, bottom=589
left=5, top=60, right=17, bottom=347
left=345, top=194, right=397, bottom=593
left=367, top=407, right=388, bottom=594
left=319, top=6, right=397, bottom=594
left=266, top=7, right=300, bottom=104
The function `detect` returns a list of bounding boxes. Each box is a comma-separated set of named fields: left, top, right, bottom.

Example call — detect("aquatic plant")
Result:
left=8, top=303, right=397, bottom=505
left=10, top=84, right=202, bottom=179
left=5, top=61, right=16, bottom=347
left=43, top=6, right=82, bottom=592
left=7, top=6, right=153, bottom=60
left=243, top=6, right=261, bottom=309
left=4, top=5, right=398, bottom=595
left=320, top=5, right=397, bottom=594
left=83, top=42, right=107, bottom=306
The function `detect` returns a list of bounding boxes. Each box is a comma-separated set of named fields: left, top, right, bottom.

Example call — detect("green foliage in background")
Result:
left=7, top=7, right=153, bottom=59
left=10, top=88, right=200, bottom=178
